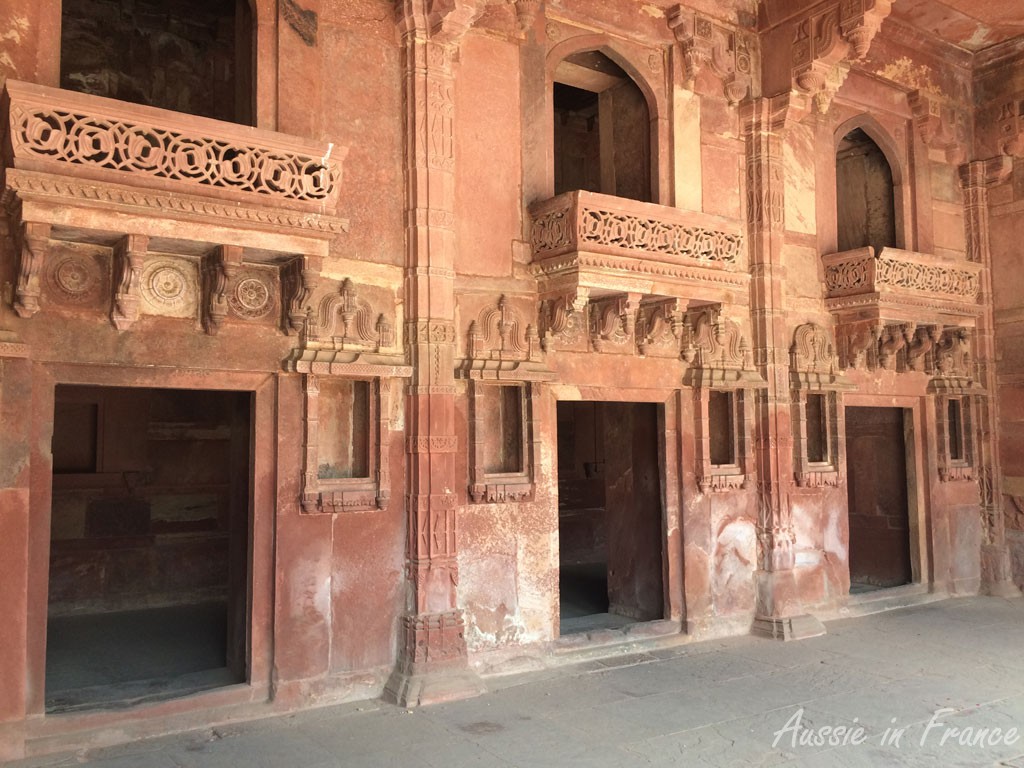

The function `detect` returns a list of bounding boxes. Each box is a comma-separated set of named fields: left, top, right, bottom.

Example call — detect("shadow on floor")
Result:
left=46, top=601, right=238, bottom=713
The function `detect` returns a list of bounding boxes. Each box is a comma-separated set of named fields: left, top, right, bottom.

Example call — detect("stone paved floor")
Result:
left=12, top=597, right=1024, bottom=768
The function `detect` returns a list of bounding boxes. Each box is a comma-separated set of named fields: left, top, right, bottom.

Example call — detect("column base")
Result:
left=384, top=665, right=485, bottom=707
left=751, top=613, right=827, bottom=641
left=751, top=567, right=826, bottom=641
left=980, top=543, right=1022, bottom=598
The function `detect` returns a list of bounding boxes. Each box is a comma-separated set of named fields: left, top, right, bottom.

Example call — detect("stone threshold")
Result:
left=837, top=583, right=949, bottom=619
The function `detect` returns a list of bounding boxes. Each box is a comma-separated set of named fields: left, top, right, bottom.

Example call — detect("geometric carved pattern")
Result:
left=824, top=248, right=978, bottom=299
left=8, top=102, right=340, bottom=204
left=532, top=202, right=742, bottom=265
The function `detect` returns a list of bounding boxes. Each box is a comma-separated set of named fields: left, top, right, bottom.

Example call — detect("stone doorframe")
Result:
left=842, top=392, right=930, bottom=588
left=22, top=364, right=276, bottom=722
left=550, top=386, right=685, bottom=633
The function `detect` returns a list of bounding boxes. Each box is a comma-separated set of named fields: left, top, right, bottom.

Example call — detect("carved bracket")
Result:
left=789, top=0, right=891, bottom=112
left=110, top=234, right=148, bottom=330
left=637, top=298, right=685, bottom=358
left=539, top=289, right=589, bottom=352
left=909, top=90, right=967, bottom=165
left=666, top=7, right=754, bottom=105
left=12, top=220, right=50, bottom=318
left=202, top=245, right=243, bottom=335
left=589, top=293, right=640, bottom=353
left=282, top=255, right=322, bottom=335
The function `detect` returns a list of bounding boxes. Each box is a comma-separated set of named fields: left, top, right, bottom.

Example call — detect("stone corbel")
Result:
left=282, top=255, right=322, bottom=336
left=426, top=0, right=486, bottom=44
left=110, top=234, right=149, bottom=331
left=513, top=0, right=540, bottom=35
left=879, top=322, right=915, bottom=371
left=667, top=7, right=753, bottom=105
left=13, top=221, right=50, bottom=319
left=589, top=293, right=639, bottom=353
left=906, top=324, right=941, bottom=372
left=994, top=97, right=1024, bottom=158
left=909, top=90, right=966, bottom=165
left=636, top=298, right=685, bottom=358
left=790, top=1, right=889, bottom=113
left=202, top=245, right=243, bottom=335
left=540, top=289, right=588, bottom=352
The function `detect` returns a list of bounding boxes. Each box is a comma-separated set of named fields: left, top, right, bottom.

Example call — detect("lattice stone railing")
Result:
left=529, top=190, right=744, bottom=266
left=824, top=246, right=979, bottom=301
left=1, top=80, right=343, bottom=211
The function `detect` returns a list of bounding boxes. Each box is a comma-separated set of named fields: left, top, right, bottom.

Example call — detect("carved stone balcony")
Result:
left=824, top=246, right=983, bottom=373
left=528, top=191, right=747, bottom=307
left=823, top=246, right=981, bottom=326
left=1, top=80, right=348, bottom=327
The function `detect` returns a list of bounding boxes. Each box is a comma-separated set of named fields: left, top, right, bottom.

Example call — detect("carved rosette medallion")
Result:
left=140, top=258, right=197, bottom=318
left=47, top=254, right=102, bottom=305
left=229, top=275, right=274, bottom=320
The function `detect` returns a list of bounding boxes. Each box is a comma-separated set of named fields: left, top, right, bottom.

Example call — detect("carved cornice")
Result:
left=2, top=170, right=349, bottom=237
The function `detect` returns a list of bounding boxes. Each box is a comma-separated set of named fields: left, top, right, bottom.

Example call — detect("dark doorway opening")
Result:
left=553, top=51, right=652, bottom=203
left=835, top=128, right=897, bottom=254
left=46, top=385, right=251, bottom=712
left=556, top=401, right=664, bottom=634
left=60, top=0, right=254, bottom=125
left=845, top=406, right=912, bottom=593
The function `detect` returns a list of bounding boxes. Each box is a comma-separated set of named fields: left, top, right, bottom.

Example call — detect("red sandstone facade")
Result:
left=1, top=0, right=1023, bottom=759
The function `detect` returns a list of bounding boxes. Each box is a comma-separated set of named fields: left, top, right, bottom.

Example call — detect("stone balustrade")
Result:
left=2, top=80, right=344, bottom=212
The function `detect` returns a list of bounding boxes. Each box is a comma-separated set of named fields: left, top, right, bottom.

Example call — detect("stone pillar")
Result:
left=960, top=157, right=1021, bottom=598
left=742, top=95, right=826, bottom=640
left=385, top=0, right=485, bottom=705
left=0, top=329, right=31, bottom=761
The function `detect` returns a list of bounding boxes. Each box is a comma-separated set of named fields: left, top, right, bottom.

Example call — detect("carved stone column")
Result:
left=385, top=0, right=485, bottom=705
left=742, top=94, right=826, bottom=640
left=960, top=157, right=1021, bottom=598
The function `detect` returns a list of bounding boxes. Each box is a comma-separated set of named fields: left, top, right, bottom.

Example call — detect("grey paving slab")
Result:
left=9, top=596, right=1024, bottom=768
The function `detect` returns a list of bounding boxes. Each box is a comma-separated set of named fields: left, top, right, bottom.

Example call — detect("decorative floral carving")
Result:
left=539, top=290, right=589, bottom=352
left=637, top=299, right=685, bottom=358
left=47, top=251, right=102, bottom=305
left=140, top=257, right=197, bottom=318
left=589, top=294, right=639, bottom=353
left=229, top=275, right=276, bottom=320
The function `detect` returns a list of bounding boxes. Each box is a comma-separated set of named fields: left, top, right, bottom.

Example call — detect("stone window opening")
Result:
left=301, top=373, right=394, bottom=513
left=708, top=389, right=737, bottom=468
left=467, top=381, right=539, bottom=504
left=947, top=398, right=965, bottom=462
left=835, top=127, right=896, bottom=254
left=552, top=50, right=652, bottom=203
left=805, top=393, right=829, bottom=464
left=59, top=0, right=255, bottom=125
left=933, top=393, right=973, bottom=482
